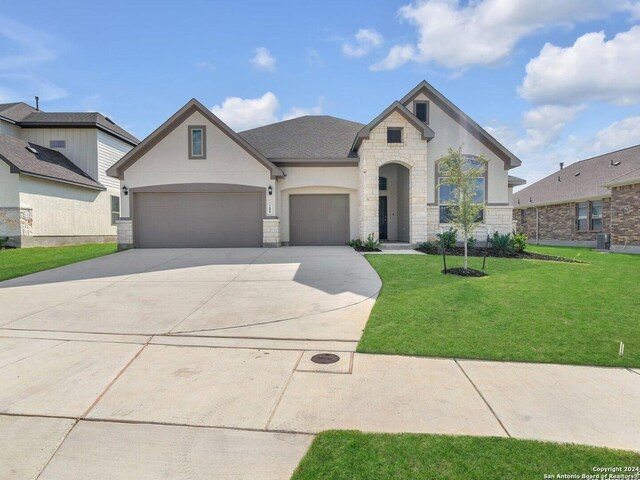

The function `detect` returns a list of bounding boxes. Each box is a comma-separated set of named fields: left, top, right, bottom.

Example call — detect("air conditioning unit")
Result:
left=596, top=233, right=609, bottom=250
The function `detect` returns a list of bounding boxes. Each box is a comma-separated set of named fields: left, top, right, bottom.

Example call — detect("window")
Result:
left=576, top=202, right=588, bottom=231
left=379, top=176, right=387, bottom=191
left=110, top=195, right=120, bottom=225
left=387, top=127, right=402, bottom=144
left=591, top=200, right=603, bottom=231
left=415, top=102, right=429, bottom=123
left=437, top=158, right=486, bottom=224
left=188, top=125, right=206, bottom=158
left=49, top=140, right=66, bottom=149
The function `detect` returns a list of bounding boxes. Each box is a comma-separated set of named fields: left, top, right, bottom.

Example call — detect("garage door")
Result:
left=133, top=192, right=262, bottom=248
left=289, top=194, right=349, bottom=246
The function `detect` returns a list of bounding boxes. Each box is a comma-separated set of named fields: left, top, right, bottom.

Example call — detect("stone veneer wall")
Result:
left=358, top=111, right=428, bottom=243
left=116, top=218, right=133, bottom=249
left=610, top=183, right=640, bottom=253
left=513, top=198, right=611, bottom=246
left=262, top=218, right=280, bottom=247
left=0, top=207, right=33, bottom=246
left=426, top=206, right=514, bottom=241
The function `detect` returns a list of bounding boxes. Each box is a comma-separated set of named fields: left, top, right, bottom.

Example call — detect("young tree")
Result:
left=437, top=147, right=487, bottom=270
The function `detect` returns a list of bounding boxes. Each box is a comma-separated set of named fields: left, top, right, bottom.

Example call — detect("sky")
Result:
left=1, top=0, right=640, bottom=186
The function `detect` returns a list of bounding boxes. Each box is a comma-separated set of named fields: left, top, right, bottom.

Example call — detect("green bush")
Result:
left=490, top=232, right=514, bottom=255
left=513, top=232, right=528, bottom=253
left=436, top=228, right=458, bottom=250
left=348, top=238, right=363, bottom=249
left=417, top=241, right=440, bottom=254
left=466, top=236, right=477, bottom=249
left=0, top=237, right=9, bottom=249
left=363, top=233, right=380, bottom=251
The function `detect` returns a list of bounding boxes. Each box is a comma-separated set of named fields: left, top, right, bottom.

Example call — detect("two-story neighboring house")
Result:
left=0, top=101, right=138, bottom=247
left=107, top=80, right=524, bottom=249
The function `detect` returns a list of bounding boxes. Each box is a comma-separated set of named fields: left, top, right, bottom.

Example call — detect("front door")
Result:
left=379, top=196, right=388, bottom=240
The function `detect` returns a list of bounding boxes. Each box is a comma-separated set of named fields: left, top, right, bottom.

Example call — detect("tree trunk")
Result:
left=464, top=237, right=468, bottom=270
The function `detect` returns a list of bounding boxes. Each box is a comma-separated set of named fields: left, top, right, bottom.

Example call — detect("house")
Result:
left=0, top=101, right=138, bottom=247
left=513, top=144, right=640, bottom=253
left=107, top=80, right=524, bottom=249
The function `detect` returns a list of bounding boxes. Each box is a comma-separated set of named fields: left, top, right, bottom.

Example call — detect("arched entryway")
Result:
left=378, top=163, right=410, bottom=242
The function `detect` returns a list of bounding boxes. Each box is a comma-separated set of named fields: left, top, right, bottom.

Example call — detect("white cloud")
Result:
left=370, top=44, right=415, bottom=71
left=0, top=16, right=67, bottom=100
left=305, top=48, right=323, bottom=67
left=592, top=116, right=640, bottom=153
left=251, top=47, right=276, bottom=72
left=372, top=0, right=634, bottom=71
left=342, top=28, right=383, bottom=58
left=516, top=105, right=585, bottom=153
left=519, top=27, right=640, bottom=106
left=210, top=92, right=323, bottom=131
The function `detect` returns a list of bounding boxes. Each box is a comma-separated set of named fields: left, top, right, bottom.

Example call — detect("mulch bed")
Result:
left=417, top=246, right=583, bottom=263
left=443, top=267, right=487, bottom=277
left=353, top=246, right=382, bottom=252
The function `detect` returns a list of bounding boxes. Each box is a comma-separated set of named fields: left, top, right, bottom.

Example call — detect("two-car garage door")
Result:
left=133, top=192, right=262, bottom=248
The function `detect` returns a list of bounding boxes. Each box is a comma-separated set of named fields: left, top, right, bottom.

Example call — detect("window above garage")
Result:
left=188, top=125, right=206, bottom=159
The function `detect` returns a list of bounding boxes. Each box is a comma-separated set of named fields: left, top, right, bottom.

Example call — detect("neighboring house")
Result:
left=107, top=80, right=524, bottom=249
left=513, top=144, right=640, bottom=253
left=0, top=102, right=138, bottom=247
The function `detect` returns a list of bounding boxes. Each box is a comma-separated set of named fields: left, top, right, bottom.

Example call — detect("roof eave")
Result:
left=18, top=171, right=106, bottom=191
left=18, top=122, right=138, bottom=147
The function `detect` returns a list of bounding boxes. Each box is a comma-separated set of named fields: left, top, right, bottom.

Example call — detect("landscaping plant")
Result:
left=512, top=232, right=528, bottom=253
left=363, top=233, right=380, bottom=251
left=436, top=227, right=457, bottom=251
left=437, top=147, right=488, bottom=270
left=490, top=232, right=514, bottom=255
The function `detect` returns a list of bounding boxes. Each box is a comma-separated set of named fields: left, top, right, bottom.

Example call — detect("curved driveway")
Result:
left=0, top=247, right=381, bottom=347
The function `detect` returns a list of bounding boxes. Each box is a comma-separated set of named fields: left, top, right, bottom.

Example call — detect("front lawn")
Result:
left=0, top=243, right=117, bottom=282
left=359, top=246, right=640, bottom=367
left=292, top=431, right=640, bottom=480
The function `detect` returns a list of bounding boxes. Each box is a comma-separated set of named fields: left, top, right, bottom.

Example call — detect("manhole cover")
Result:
left=311, top=353, right=340, bottom=365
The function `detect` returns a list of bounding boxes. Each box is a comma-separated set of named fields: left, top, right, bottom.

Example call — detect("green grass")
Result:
left=0, top=243, right=117, bottom=282
left=291, top=431, right=640, bottom=480
left=358, top=246, right=640, bottom=367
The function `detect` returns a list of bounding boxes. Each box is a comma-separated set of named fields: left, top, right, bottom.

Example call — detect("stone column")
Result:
left=262, top=218, right=280, bottom=247
left=116, top=218, right=133, bottom=249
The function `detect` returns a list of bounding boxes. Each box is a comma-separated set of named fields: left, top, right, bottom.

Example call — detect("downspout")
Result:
left=536, top=207, right=540, bottom=245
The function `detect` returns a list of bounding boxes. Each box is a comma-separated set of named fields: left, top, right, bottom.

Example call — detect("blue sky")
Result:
left=2, top=0, right=640, bottom=184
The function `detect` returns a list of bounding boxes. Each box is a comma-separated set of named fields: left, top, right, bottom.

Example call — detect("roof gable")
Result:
left=107, top=99, right=284, bottom=180
left=352, top=101, right=435, bottom=151
left=400, top=80, right=521, bottom=169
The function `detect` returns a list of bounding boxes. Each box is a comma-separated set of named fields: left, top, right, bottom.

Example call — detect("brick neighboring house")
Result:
left=513, top=144, right=640, bottom=254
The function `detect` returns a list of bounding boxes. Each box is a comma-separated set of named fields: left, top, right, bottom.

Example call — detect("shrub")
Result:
left=348, top=238, right=363, bottom=249
left=490, top=232, right=514, bottom=255
left=417, top=241, right=440, bottom=254
left=0, top=237, right=9, bottom=249
left=436, top=228, right=458, bottom=250
left=513, top=232, right=528, bottom=253
left=363, top=233, right=380, bottom=251
left=466, top=236, right=477, bottom=249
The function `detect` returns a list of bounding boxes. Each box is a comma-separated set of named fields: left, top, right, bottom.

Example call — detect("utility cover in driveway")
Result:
left=289, top=194, right=349, bottom=246
left=133, top=192, right=262, bottom=248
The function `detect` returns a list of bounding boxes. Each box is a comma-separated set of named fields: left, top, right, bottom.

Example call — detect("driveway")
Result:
left=1, top=247, right=638, bottom=479
left=0, top=247, right=381, bottom=350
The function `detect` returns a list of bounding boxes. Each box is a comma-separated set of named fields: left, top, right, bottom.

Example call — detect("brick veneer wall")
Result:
left=610, top=183, right=640, bottom=252
left=514, top=197, right=611, bottom=245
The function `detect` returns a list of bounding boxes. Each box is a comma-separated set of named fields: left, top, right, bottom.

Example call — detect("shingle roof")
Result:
left=514, top=144, right=640, bottom=207
left=0, top=134, right=104, bottom=190
left=508, top=175, right=527, bottom=187
left=19, top=112, right=139, bottom=145
left=239, top=116, right=364, bottom=159
left=0, top=102, right=38, bottom=122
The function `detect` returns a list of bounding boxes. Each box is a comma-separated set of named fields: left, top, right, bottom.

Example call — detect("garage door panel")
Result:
left=134, top=192, right=262, bottom=248
left=290, top=194, right=349, bottom=246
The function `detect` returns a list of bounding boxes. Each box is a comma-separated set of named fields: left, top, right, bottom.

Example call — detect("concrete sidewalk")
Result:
left=1, top=336, right=638, bottom=479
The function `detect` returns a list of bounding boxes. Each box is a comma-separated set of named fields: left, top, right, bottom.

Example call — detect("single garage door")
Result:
left=133, top=192, right=262, bottom=248
left=289, top=194, right=349, bottom=246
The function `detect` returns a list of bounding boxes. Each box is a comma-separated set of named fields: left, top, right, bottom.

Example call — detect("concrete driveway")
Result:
left=0, top=247, right=381, bottom=350
left=1, top=247, right=639, bottom=479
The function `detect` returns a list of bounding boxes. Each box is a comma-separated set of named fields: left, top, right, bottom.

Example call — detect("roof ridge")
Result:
left=238, top=114, right=363, bottom=133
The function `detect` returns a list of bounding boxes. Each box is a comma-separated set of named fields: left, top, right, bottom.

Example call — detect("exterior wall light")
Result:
left=122, top=186, right=129, bottom=196
left=268, top=185, right=273, bottom=195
